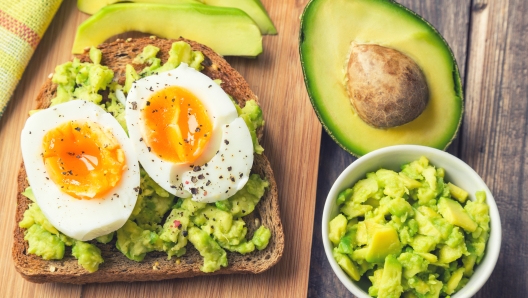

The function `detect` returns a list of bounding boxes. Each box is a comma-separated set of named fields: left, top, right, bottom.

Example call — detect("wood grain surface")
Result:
left=462, top=0, right=528, bottom=297
left=2, top=0, right=527, bottom=297
left=0, top=0, right=319, bottom=297
left=308, top=0, right=528, bottom=297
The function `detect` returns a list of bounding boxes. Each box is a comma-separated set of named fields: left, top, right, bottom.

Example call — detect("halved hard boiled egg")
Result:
left=21, top=100, right=140, bottom=241
left=125, top=63, right=254, bottom=203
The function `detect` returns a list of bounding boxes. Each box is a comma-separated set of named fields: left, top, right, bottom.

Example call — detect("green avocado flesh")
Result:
left=77, top=0, right=196, bottom=14
left=77, top=0, right=276, bottom=35
left=72, top=3, right=262, bottom=56
left=300, top=0, right=463, bottom=156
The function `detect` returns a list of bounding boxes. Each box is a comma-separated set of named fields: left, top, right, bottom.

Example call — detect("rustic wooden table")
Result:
left=0, top=0, right=526, bottom=297
left=308, top=0, right=528, bottom=297
left=0, top=0, right=320, bottom=297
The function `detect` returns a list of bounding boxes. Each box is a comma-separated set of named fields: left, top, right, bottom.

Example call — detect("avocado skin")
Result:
left=299, top=0, right=463, bottom=157
left=204, top=0, right=276, bottom=34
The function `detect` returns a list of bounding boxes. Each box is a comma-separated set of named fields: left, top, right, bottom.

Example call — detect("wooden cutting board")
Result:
left=0, top=0, right=321, bottom=297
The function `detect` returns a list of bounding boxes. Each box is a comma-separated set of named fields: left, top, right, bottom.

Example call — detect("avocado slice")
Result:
left=72, top=3, right=262, bottom=57
left=300, top=0, right=463, bottom=156
left=78, top=0, right=197, bottom=14
left=77, top=0, right=276, bottom=35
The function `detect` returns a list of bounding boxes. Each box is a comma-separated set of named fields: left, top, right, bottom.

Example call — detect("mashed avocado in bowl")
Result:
left=322, top=145, right=501, bottom=298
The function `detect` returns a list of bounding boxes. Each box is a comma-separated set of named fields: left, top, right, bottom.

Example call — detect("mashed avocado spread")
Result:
left=328, top=157, right=490, bottom=298
left=20, top=44, right=271, bottom=273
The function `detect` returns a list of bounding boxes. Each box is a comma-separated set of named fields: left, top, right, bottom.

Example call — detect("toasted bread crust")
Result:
left=13, top=37, right=283, bottom=284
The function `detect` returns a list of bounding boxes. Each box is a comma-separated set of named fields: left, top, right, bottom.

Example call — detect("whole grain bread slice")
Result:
left=13, top=37, right=284, bottom=284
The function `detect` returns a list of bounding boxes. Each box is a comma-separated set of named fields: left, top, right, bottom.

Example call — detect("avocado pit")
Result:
left=346, top=44, right=429, bottom=129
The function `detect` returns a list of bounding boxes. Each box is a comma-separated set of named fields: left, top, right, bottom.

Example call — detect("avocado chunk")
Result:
left=188, top=226, right=228, bottom=272
left=333, top=248, right=361, bottom=281
left=397, top=252, right=428, bottom=279
left=159, top=208, right=191, bottom=258
left=19, top=202, right=59, bottom=236
left=95, top=232, right=114, bottom=244
left=72, top=241, right=104, bottom=273
left=438, top=197, right=478, bottom=232
left=116, top=220, right=159, bottom=262
left=378, top=255, right=404, bottom=298
left=77, top=0, right=276, bottom=35
left=328, top=213, right=348, bottom=246
left=252, top=225, right=271, bottom=250
left=445, top=267, right=465, bottom=295
left=24, top=224, right=65, bottom=260
left=300, top=0, right=463, bottom=156
left=448, top=182, right=469, bottom=203
left=365, top=222, right=401, bottom=263
left=438, top=244, right=464, bottom=263
left=72, top=3, right=262, bottom=57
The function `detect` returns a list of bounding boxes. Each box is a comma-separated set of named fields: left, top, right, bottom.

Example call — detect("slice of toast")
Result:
left=13, top=37, right=284, bottom=284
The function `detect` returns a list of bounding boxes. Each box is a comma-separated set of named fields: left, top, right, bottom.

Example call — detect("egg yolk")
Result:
left=42, top=120, right=126, bottom=200
left=142, top=86, right=213, bottom=164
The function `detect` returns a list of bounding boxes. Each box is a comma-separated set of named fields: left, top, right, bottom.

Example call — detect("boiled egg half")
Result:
left=21, top=100, right=140, bottom=241
left=125, top=63, right=254, bottom=203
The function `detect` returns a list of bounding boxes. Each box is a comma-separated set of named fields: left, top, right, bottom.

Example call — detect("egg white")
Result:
left=181, top=117, right=254, bottom=203
left=125, top=63, right=254, bottom=202
left=20, top=100, right=140, bottom=241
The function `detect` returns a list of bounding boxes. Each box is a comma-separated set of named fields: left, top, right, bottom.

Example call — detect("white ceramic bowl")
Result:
left=322, top=145, right=501, bottom=298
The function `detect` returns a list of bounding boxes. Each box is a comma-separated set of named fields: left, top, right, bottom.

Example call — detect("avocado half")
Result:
left=299, top=0, right=463, bottom=157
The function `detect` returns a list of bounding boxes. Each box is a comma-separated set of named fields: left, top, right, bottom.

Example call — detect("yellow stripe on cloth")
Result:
left=0, top=0, right=62, bottom=38
left=0, top=46, right=28, bottom=115
left=0, top=0, right=62, bottom=118
left=0, top=26, right=34, bottom=77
